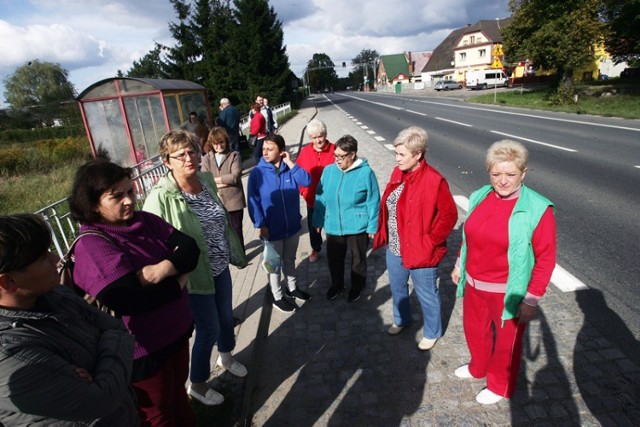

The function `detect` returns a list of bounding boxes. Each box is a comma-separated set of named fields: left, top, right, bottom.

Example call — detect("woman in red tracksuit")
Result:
left=451, top=139, right=556, bottom=405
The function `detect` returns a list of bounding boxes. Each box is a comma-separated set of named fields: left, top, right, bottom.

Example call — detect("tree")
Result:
left=601, top=0, right=640, bottom=64
left=3, top=60, right=76, bottom=126
left=351, top=49, right=379, bottom=90
left=195, top=0, right=238, bottom=106
left=231, top=0, right=290, bottom=110
left=163, top=0, right=200, bottom=81
left=127, top=43, right=167, bottom=78
left=503, top=0, right=601, bottom=98
left=304, top=53, right=338, bottom=93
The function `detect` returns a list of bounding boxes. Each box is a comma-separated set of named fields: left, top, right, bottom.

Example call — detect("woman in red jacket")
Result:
left=296, top=119, right=335, bottom=263
left=249, top=102, right=267, bottom=165
left=373, top=126, right=458, bottom=351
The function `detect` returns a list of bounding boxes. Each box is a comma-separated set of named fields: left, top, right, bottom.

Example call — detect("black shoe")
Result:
left=326, top=286, right=343, bottom=301
left=348, top=288, right=362, bottom=302
left=273, top=298, right=296, bottom=313
left=286, top=287, right=311, bottom=301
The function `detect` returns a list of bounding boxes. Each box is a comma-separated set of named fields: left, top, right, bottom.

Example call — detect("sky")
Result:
left=0, top=0, right=511, bottom=105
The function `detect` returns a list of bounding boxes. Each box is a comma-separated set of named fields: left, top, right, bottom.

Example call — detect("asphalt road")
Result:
left=322, top=90, right=640, bottom=349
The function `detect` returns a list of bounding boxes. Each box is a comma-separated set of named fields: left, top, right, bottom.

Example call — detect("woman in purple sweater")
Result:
left=70, top=160, right=200, bottom=427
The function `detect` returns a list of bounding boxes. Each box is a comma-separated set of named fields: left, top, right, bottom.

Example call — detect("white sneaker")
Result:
left=387, top=324, right=404, bottom=335
left=476, top=388, right=503, bottom=405
left=188, top=385, right=224, bottom=406
left=418, top=337, right=437, bottom=351
left=217, top=356, right=248, bottom=378
left=454, top=364, right=473, bottom=379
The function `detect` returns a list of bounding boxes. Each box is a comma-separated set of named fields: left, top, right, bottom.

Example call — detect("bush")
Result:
left=0, top=137, right=90, bottom=176
left=0, top=146, right=34, bottom=175
left=0, top=125, right=85, bottom=145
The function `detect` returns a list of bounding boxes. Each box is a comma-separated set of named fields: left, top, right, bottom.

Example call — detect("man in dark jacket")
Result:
left=216, top=98, right=241, bottom=152
left=0, top=214, right=138, bottom=426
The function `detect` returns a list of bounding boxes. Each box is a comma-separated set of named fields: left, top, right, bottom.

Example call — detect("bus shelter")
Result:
left=77, top=78, right=211, bottom=167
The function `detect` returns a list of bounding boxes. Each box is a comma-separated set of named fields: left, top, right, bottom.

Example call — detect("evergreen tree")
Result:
left=126, top=43, right=167, bottom=78
left=231, top=0, right=290, bottom=110
left=195, top=0, right=238, bottom=107
left=164, top=0, right=200, bottom=81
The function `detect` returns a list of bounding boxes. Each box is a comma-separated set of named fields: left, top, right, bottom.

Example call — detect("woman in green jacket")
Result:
left=144, top=130, right=247, bottom=407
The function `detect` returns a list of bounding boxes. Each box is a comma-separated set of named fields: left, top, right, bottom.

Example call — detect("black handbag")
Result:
left=248, top=135, right=257, bottom=148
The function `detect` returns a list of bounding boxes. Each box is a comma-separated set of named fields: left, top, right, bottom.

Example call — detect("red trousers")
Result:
left=463, top=284, right=527, bottom=398
left=132, top=341, right=196, bottom=427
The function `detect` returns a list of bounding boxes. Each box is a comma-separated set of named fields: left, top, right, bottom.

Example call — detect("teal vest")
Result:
left=456, top=184, right=554, bottom=321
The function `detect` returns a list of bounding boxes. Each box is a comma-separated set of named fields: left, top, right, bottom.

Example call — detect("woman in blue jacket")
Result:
left=313, top=135, right=380, bottom=302
left=248, top=134, right=312, bottom=313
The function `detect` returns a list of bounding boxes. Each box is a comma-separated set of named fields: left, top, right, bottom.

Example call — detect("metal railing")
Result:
left=240, top=102, right=291, bottom=134
left=36, top=156, right=168, bottom=258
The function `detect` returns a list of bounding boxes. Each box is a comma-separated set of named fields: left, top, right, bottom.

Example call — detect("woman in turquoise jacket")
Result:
left=143, top=130, right=247, bottom=407
left=313, top=135, right=380, bottom=302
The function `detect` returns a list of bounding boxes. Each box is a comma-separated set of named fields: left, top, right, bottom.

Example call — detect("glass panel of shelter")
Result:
left=84, top=100, right=131, bottom=166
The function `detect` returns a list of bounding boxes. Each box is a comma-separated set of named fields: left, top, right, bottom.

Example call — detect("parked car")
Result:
left=434, top=80, right=462, bottom=91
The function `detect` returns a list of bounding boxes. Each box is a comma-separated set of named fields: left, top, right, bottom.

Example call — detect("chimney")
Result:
left=408, top=51, right=414, bottom=74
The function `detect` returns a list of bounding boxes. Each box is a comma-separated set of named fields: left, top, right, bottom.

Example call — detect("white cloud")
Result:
left=1, top=0, right=510, bottom=104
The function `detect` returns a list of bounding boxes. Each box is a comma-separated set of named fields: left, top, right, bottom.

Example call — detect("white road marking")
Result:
left=361, top=126, right=369, bottom=129
left=366, top=130, right=375, bottom=134
left=490, top=130, right=577, bottom=152
left=435, top=117, right=473, bottom=127
left=384, top=144, right=395, bottom=151
left=454, top=195, right=588, bottom=293
left=550, top=264, right=589, bottom=292
left=407, top=110, right=427, bottom=116
left=453, top=195, right=469, bottom=212
left=375, top=136, right=386, bottom=141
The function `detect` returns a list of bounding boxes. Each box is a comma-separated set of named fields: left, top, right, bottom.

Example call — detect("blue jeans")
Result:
left=386, top=249, right=442, bottom=340
left=188, top=267, right=234, bottom=383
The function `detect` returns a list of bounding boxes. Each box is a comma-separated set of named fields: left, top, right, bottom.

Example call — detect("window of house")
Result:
left=479, top=49, right=486, bottom=58
left=460, top=52, right=467, bottom=61
left=470, top=36, right=475, bottom=44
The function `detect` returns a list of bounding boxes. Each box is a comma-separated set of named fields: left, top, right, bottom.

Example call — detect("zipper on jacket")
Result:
left=337, top=172, right=344, bottom=235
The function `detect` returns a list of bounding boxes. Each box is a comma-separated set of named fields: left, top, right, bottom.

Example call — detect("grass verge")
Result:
left=0, top=159, right=84, bottom=215
left=468, top=84, right=640, bottom=119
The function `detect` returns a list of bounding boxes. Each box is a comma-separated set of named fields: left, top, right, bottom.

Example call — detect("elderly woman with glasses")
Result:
left=143, top=130, right=247, bottom=407
left=312, top=135, right=380, bottom=302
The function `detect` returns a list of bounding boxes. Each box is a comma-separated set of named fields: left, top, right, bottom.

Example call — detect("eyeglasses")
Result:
left=169, top=150, right=200, bottom=162
left=334, top=152, right=352, bottom=160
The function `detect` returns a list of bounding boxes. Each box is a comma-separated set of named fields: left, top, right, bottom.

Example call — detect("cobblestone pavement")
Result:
left=204, top=95, right=640, bottom=426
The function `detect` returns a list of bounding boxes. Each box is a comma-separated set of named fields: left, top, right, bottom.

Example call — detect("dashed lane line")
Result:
left=490, top=130, right=577, bottom=152
left=435, top=117, right=473, bottom=127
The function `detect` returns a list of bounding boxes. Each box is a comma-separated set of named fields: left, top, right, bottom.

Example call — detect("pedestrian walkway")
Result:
left=205, top=95, right=640, bottom=426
